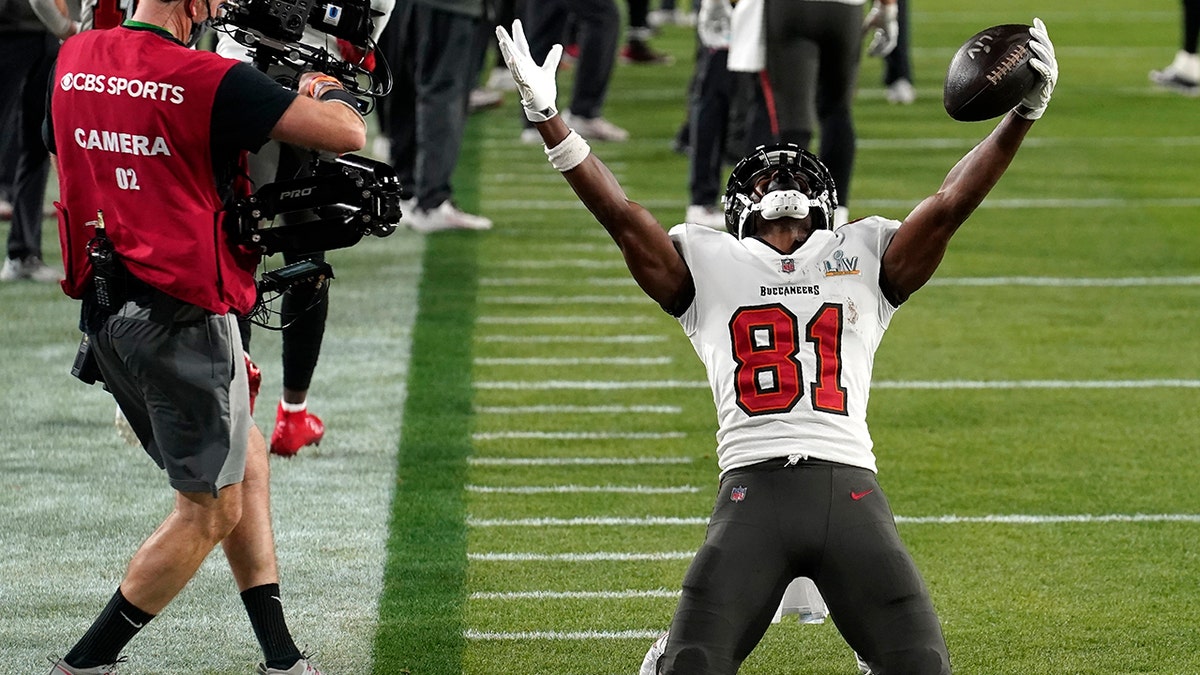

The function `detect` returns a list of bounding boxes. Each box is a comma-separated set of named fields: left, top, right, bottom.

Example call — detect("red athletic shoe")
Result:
left=269, top=403, right=324, bottom=456
left=245, top=354, right=262, bottom=414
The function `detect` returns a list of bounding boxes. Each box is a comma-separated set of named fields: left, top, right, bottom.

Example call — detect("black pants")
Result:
left=242, top=140, right=328, bottom=392
left=521, top=0, right=619, bottom=120
left=883, top=0, right=913, bottom=85
left=688, top=47, right=772, bottom=206
left=660, top=458, right=951, bottom=675
left=378, top=0, right=479, bottom=210
left=763, top=0, right=861, bottom=207
left=0, top=31, right=58, bottom=260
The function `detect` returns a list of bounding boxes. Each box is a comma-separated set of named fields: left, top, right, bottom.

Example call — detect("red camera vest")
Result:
left=52, top=25, right=260, bottom=315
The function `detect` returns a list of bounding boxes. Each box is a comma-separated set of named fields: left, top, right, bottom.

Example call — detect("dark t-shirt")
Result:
left=44, top=24, right=297, bottom=202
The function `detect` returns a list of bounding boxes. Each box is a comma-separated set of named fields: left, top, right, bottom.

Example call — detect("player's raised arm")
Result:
left=495, top=20, right=693, bottom=314
left=881, top=18, right=1058, bottom=305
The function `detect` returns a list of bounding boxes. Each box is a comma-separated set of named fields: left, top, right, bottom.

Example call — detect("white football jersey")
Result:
left=670, top=217, right=901, bottom=474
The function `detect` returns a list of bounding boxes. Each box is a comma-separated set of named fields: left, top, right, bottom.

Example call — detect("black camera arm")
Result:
left=233, top=153, right=402, bottom=256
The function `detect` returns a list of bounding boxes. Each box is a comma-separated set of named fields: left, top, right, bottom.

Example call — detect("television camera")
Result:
left=213, top=0, right=390, bottom=112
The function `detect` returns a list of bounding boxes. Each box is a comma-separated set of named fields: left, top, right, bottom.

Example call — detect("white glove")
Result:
left=1015, top=17, right=1058, bottom=120
left=495, top=20, right=563, bottom=123
left=862, top=0, right=898, bottom=58
left=697, top=0, right=733, bottom=50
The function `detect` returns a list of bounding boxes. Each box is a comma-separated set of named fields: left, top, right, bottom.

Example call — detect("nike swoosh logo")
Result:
left=850, top=489, right=874, bottom=501
left=119, top=611, right=144, bottom=629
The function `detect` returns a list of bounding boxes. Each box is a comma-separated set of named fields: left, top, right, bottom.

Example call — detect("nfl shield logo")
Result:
left=730, top=486, right=748, bottom=502
left=780, top=258, right=795, bottom=274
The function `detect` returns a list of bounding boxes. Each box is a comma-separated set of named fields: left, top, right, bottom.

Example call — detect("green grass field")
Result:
left=4, top=1, right=1200, bottom=673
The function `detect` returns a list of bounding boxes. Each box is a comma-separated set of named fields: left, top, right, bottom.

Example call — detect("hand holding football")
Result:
left=943, top=24, right=1040, bottom=122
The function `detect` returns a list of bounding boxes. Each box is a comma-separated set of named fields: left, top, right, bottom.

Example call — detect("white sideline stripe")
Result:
left=928, top=276, right=1200, bottom=287
left=466, top=514, right=1200, bottom=528
left=479, top=335, right=667, bottom=344
left=474, top=404, right=681, bottom=414
left=483, top=294, right=646, bottom=303
left=478, top=315, right=653, bottom=324
left=472, top=431, right=685, bottom=441
left=466, top=484, right=701, bottom=494
left=474, top=379, right=1200, bottom=391
left=465, top=629, right=662, bottom=641
left=475, top=357, right=671, bottom=365
left=470, top=588, right=680, bottom=599
left=467, top=456, right=692, bottom=466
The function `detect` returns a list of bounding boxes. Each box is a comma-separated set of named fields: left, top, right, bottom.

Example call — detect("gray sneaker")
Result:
left=407, top=201, right=493, bottom=233
left=256, top=657, right=324, bottom=675
left=47, top=657, right=126, bottom=674
left=562, top=112, right=629, bottom=142
left=1, top=255, right=62, bottom=282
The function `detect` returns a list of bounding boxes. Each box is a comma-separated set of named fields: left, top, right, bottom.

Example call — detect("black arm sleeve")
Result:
left=212, top=62, right=298, bottom=155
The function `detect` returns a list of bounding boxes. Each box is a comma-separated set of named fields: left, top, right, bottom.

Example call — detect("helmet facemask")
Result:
left=723, top=144, right=838, bottom=239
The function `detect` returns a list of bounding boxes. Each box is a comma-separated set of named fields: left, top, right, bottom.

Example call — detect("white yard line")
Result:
left=474, top=404, right=681, bottom=414
left=475, top=357, right=671, bottom=365
left=475, top=379, right=1200, bottom=390
left=464, top=629, right=663, bottom=641
left=466, top=514, right=1200, bottom=528
left=472, top=431, right=686, bottom=441
left=477, top=316, right=654, bottom=324
left=478, top=275, right=1200, bottom=288
left=470, top=589, right=680, bottom=599
left=466, top=484, right=700, bottom=494
left=468, top=551, right=696, bottom=561
left=467, top=456, right=693, bottom=466
left=478, top=335, right=667, bottom=344
left=482, top=196, right=1200, bottom=211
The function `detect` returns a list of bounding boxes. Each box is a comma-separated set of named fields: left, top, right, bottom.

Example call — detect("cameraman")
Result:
left=215, top=0, right=393, bottom=457
left=43, top=0, right=364, bottom=672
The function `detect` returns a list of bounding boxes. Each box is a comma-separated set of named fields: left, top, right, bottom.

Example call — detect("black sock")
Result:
left=241, top=583, right=302, bottom=669
left=64, top=588, right=154, bottom=668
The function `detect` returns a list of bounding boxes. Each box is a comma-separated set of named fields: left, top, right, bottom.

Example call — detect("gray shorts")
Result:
left=659, top=458, right=951, bottom=675
left=91, top=295, right=250, bottom=497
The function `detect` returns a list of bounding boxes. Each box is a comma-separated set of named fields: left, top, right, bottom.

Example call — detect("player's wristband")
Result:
left=544, top=130, right=590, bottom=172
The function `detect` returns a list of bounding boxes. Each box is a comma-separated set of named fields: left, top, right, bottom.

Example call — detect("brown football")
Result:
left=943, top=24, right=1039, bottom=122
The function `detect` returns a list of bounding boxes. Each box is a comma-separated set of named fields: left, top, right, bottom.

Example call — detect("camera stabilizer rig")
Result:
left=231, top=153, right=403, bottom=329
left=233, top=153, right=402, bottom=257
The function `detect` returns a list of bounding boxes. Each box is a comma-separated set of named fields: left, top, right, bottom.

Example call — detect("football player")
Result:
left=496, top=15, right=1057, bottom=675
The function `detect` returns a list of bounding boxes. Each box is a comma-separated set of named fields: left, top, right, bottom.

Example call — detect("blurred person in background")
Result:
left=0, top=0, right=65, bottom=282
left=377, top=0, right=494, bottom=232
left=1150, top=0, right=1200, bottom=94
left=880, top=0, right=914, bottom=104
left=757, top=0, right=899, bottom=228
left=518, top=0, right=629, bottom=143
left=623, top=0, right=674, bottom=64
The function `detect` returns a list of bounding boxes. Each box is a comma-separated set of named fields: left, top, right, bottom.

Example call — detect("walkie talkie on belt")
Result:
left=87, top=210, right=124, bottom=310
